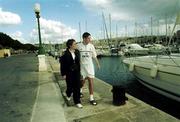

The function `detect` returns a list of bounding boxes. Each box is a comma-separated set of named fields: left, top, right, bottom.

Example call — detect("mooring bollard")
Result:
left=111, top=85, right=127, bottom=106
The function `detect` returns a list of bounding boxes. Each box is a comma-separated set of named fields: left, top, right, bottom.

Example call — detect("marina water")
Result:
left=95, top=56, right=180, bottom=119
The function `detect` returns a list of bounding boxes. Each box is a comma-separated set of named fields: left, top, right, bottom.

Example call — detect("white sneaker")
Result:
left=76, top=103, right=83, bottom=108
left=66, top=96, right=71, bottom=101
left=63, top=92, right=71, bottom=101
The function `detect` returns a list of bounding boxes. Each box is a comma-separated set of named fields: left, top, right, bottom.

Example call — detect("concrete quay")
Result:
left=30, top=56, right=66, bottom=122
left=47, top=56, right=179, bottom=122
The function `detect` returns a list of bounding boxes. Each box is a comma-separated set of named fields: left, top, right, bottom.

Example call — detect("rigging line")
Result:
left=167, top=54, right=180, bottom=68
left=102, top=12, right=111, bottom=48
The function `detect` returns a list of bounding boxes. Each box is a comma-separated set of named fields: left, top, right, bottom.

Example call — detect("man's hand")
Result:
left=62, top=75, right=66, bottom=79
left=95, top=57, right=100, bottom=70
left=97, top=63, right=100, bottom=70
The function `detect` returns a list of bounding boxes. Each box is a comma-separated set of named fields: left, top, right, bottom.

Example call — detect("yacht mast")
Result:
left=165, top=14, right=168, bottom=45
left=109, top=14, right=112, bottom=39
left=79, top=22, right=81, bottom=42
left=102, top=12, right=111, bottom=48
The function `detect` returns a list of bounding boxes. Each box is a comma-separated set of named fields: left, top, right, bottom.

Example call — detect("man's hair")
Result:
left=82, top=32, right=91, bottom=39
left=66, top=39, right=75, bottom=49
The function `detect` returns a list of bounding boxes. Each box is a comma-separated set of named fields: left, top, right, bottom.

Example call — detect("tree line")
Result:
left=0, top=32, right=38, bottom=51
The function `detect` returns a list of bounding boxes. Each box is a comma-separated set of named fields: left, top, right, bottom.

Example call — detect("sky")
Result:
left=0, top=0, right=180, bottom=44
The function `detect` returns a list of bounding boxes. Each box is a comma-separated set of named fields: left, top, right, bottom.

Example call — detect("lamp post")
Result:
left=34, top=3, right=47, bottom=71
left=34, top=3, right=44, bottom=54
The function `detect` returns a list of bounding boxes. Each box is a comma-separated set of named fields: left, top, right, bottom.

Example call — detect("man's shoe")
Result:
left=90, top=100, right=97, bottom=105
left=76, top=103, right=83, bottom=108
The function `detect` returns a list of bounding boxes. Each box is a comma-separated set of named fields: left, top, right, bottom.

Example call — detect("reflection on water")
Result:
left=95, top=57, right=180, bottom=119
left=95, top=56, right=135, bottom=86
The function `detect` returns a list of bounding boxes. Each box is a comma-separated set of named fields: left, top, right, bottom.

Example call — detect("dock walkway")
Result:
left=47, top=56, right=179, bottom=122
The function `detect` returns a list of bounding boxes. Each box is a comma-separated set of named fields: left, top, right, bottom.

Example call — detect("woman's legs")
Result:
left=66, top=77, right=73, bottom=97
left=73, top=86, right=81, bottom=104
left=72, top=74, right=81, bottom=105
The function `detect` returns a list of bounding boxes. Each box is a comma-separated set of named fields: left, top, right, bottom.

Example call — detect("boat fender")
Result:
left=150, top=65, right=158, bottom=78
left=129, top=63, right=134, bottom=72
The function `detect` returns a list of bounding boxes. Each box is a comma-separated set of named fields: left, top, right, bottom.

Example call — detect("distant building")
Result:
left=0, top=49, right=11, bottom=58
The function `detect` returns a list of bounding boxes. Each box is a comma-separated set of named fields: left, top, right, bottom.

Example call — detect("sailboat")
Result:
left=123, top=12, right=180, bottom=102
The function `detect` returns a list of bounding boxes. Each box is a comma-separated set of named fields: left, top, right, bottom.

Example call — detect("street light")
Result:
left=34, top=3, right=47, bottom=71
left=34, top=3, right=44, bottom=54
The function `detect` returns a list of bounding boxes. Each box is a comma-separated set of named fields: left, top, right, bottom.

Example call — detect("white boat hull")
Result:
left=123, top=55, right=180, bottom=102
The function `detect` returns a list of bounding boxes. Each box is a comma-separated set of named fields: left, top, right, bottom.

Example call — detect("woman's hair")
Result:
left=82, top=32, right=91, bottom=39
left=66, top=39, right=75, bottom=49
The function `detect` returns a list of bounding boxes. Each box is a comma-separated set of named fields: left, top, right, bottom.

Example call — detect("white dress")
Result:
left=78, top=43, right=97, bottom=78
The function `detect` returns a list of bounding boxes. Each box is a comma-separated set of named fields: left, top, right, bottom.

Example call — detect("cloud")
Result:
left=0, top=8, right=21, bottom=26
left=80, top=0, right=180, bottom=37
left=79, top=0, right=111, bottom=10
left=30, top=18, right=77, bottom=44
left=11, top=31, right=28, bottom=44
left=79, top=0, right=180, bottom=21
